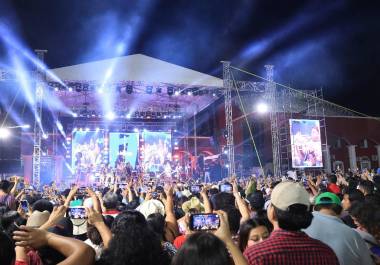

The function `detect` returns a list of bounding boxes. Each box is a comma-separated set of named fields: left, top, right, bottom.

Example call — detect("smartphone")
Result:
left=189, top=213, right=220, bottom=231
left=67, top=206, right=87, bottom=219
left=219, top=183, right=233, bottom=193
left=20, top=200, right=29, bottom=212
left=190, top=185, right=202, bottom=194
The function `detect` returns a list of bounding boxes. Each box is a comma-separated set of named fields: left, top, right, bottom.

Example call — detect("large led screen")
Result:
left=72, top=131, right=106, bottom=170
left=109, top=132, right=139, bottom=169
left=289, top=119, right=323, bottom=168
left=142, top=131, right=172, bottom=173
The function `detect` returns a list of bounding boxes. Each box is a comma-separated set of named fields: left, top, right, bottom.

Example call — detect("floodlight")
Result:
left=0, top=128, right=10, bottom=139
left=106, top=112, right=115, bottom=120
left=256, top=103, right=269, bottom=113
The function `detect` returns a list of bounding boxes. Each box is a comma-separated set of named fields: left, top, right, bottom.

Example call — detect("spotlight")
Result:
left=133, top=128, right=139, bottom=133
left=73, top=127, right=78, bottom=132
left=21, top=124, right=30, bottom=129
left=187, top=91, right=192, bottom=96
left=126, top=114, right=131, bottom=119
left=97, top=88, right=104, bottom=94
left=256, top=103, right=268, bottom=113
left=54, top=87, right=59, bottom=92
left=85, top=128, right=90, bottom=132
left=96, top=127, right=100, bottom=132
left=174, top=91, right=180, bottom=96
left=68, top=87, right=73, bottom=92
left=72, top=113, right=78, bottom=118
left=106, top=112, right=116, bottom=120
left=0, top=128, right=10, bottom=139
left=42, top=134, right=48, bottom=139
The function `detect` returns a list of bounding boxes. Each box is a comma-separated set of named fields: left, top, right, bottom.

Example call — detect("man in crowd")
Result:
left=244, top=181, right=339, bottom=265
left=304, top=192, right=374, bottom=265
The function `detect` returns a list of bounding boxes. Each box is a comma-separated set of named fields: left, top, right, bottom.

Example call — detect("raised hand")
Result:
left=13, top=226, right=50, bottom=249
left=213, top=210, right=232, bottom=243
left=86, top=207, right=103, bottom=225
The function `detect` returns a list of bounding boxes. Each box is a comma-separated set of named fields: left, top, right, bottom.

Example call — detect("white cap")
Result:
left=271, top=181, right=310, bottom=211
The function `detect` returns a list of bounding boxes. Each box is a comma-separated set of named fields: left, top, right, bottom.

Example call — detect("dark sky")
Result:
left=1, top=0, right=379, bottom=116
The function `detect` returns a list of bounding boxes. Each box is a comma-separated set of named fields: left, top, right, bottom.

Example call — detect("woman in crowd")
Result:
left=238, top=217, right=272, bottom=252
left=97, top=210, right=170, bottom=265
left=0, top=179, right=18, bottom=210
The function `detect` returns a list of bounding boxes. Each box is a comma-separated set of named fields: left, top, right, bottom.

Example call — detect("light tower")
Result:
left=32, top=49, right=47, bottom=188
left=222, top=61, right=236, bottom=177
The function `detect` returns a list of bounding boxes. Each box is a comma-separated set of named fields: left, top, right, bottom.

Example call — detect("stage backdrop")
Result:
left=289, top=119, right=323, bottom=168
left=71, top=131, right=106, bottom=170
left=109, top=132, right=139, bottom=168
left=142, top=131, right=172, bottom=173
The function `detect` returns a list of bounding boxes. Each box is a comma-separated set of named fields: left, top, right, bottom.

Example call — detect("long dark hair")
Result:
left=171, top=233, right=231, bottom=265
left=98, top=210, right=169, bottom=265
left=238, top=217, right=272, bottom=251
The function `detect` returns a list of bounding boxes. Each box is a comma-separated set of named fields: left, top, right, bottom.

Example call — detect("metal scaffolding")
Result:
left=265, top=65, right=281, bottom=177
left=32, top=49, right=47, bottom=188
left=222, top=61, right=236, bottom=177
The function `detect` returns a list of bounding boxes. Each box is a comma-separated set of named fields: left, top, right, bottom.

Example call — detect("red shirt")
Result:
left=173, top=234, right=187, bottom=249
left=327, top=183, right=341, bottom=194
left=243, top=229, right=339, bottom=265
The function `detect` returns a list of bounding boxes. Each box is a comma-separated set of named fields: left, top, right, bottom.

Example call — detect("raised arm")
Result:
left=233, top=181, right=250, bottom=223
left=86, top=207, right=112, bottom=248
left=200, top=186, right=212, bottom=213
left=10, top=177, right=20, bottom=195
left=214, top=210, right=248, bottom=265
left=86, top=188, right=101, bottom=213
left=64, top=186, right=79, bottom=207
left=14, top=226, right=95, bottom=265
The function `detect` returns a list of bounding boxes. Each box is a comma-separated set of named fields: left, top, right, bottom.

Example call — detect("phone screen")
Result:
left=219, top=183, right=233, bottom=193
left=20, top=200, right=28, bottom=212
left=67, top=207, right=86, bottom=219
left=189, top=213, right=220, bottom=231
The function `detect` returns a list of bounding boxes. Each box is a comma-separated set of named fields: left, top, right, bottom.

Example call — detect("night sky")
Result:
left=1, top=0, right=379, bottom=116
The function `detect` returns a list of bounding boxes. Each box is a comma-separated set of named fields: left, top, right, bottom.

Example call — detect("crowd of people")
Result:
left=1, top=168, right=380, bottom=265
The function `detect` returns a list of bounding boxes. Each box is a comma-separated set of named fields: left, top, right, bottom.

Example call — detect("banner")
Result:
left=289, top=119, right=323, bottom=168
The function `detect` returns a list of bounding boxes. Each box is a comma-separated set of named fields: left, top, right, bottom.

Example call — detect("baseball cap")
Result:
left=315, top=192, right=341, bottom=205
left=271, top=181, right=310, bottom=211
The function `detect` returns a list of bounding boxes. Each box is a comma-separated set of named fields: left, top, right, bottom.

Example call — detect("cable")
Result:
left=230, top=69, right=264, bottom=174
left=230, top=65, right=380, bottom=121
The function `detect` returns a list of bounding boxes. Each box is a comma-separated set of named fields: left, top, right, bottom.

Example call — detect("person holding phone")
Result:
left=172, top=210, right=248, bottom=265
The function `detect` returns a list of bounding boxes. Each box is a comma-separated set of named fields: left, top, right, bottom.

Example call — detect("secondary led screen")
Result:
left=72, top=131, right=106, bottom=170
left=109, top=132, right=139, bottom=169
left=289, top=119, right=323, bottom=168
left=142, top=131, right=172, bottom=173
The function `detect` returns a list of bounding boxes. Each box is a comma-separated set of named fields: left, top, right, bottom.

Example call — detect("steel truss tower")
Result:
left=222, top=61, right=236, bottom=177
left=32, top=50, right=47, bottom=188
left=265, top=65, right=282, bottom=177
